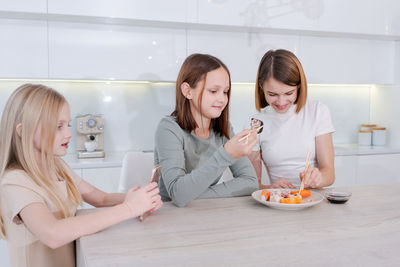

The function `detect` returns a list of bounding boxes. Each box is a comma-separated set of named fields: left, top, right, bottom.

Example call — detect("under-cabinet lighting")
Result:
left=0, top=78, right=151, bottom=84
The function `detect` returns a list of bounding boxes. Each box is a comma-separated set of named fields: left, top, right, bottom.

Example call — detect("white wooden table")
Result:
left=76, top=183, right=400, bottom=267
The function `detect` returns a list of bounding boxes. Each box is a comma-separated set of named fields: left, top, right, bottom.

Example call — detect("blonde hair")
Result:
left=255, top=49, right=307, bottom=113
left=0, top=84, right=82, bottom=239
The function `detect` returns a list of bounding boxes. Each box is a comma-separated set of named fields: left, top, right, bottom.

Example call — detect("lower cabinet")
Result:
left=78, top=167, right=122, bottom=209
left=356, top=154, right=400, bottom=185
left=0, top=239, right=11, bottom=267
left=334, top=153, right=400, bottom=187
left=333, top=155, right=358, bottom=187
left=81, top=167, right=121, bottom=193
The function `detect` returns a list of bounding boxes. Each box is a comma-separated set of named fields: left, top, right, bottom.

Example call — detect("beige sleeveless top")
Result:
left=0, top=168, right=82, bottom=267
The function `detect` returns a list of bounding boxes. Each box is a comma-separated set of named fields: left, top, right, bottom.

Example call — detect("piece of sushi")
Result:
left=250, top=118, right=264, bottom=133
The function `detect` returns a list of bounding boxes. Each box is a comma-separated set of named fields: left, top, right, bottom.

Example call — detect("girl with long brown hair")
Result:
left=154, top=54, right=259, bottom=207
left=0, top=84, right=162, bottom=267
left=250, top=49, right=335, bottom=189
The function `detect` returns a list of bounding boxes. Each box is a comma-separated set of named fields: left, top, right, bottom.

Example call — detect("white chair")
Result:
left=118, top=151, right=155, bottom=193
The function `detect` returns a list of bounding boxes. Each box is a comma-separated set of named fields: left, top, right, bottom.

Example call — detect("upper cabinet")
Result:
left=299, top=36, right=395, bottom=84
left=0, top=19, right=48, bottom=79
left=0, top=0, right=47, bottom=13
left=197, top=0, right=400, bottom=37
left=47, top=0, right=197, bottom=23
left=1, top=0, right=399, bottom=82
left=187, top=30, right=299, bottom=82
left=48, top=22, right=186, bottom=81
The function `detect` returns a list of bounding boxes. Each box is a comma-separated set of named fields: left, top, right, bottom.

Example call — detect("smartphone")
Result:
left=139, top=164, right=162, bottom=222
left=149, top=164, right=162, bottom=184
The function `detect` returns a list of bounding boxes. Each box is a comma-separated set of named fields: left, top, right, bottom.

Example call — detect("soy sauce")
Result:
left=327, top=198, right=349, bottom=204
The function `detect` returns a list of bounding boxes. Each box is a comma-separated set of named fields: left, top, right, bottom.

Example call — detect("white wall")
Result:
left=396, top=41, right=400, bottom=84
left=0, top=80, right=377, bottom=154
left=370, top=85, right=400, bottom=146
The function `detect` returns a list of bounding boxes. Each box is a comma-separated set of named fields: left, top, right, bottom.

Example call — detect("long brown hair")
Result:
left=0, top=84, right=82, bottom=239
left=171, top=53, right=231, bottom=138
left=255, top=49, right=307, bottom=113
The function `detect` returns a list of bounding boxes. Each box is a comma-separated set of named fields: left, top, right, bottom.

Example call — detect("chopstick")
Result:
left=238, top=125, right=264, bottom=143
left=299, top=150, right=312, bottom=193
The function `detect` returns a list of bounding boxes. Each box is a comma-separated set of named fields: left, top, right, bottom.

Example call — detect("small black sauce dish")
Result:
left=325, top=191, right=352, bottom=204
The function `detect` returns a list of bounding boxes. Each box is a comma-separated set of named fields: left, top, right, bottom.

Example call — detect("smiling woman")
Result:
left=154, top=53, right=259, bottom=207
left=249, top=49, right=336, bottom=190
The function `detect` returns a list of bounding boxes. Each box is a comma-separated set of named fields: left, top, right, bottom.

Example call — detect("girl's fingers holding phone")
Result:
left=143, top=182, right=158, bottom=191
left=151, top=199, right=163, bottom=212
left=148, top=187, right=160, bottom=197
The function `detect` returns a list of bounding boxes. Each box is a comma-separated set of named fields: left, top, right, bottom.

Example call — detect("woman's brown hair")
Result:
left=255, top=49, right=307, bottom=113
left=171, top=53, right=231, bottom=138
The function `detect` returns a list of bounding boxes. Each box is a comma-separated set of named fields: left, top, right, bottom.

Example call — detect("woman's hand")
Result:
left=123, top=182, right=162, bottom=218
left=300, top=166, right=323, bottom=188
left=270, top=178, right=296, bottom=189
left=224, top=129, right=258, bottom=159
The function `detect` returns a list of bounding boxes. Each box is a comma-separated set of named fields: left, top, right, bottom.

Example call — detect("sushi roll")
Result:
left=250, top=118, right=264, bottom=133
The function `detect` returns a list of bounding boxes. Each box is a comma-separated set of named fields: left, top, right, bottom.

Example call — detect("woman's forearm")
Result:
left=248, top=151, right=262, bottom=187
left=319, top=167, right=335, bottom=187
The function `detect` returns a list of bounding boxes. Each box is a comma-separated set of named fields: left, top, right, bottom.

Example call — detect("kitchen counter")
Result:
left=62, top=151, right=126, bottom=169
left=76, top=183, right=400, bottom=267
left=64, top=145, right=400, bottom=169
left=334, top=144, right=400, bottom=156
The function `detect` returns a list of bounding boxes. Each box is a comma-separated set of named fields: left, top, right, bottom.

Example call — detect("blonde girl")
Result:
left=154, top=54, right=259, bottom=207
left=0, top=84, right=162, bottom=267
left=249, top=49, right=335, bottom=189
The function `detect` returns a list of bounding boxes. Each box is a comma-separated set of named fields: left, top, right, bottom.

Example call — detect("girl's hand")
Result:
left=270, top=178, right=296, bottom=189
left=123, top=182, right=161, bottom=218
left=224, top=129, right=258, bottom=159
left=300, top=166, right=323, bottom=188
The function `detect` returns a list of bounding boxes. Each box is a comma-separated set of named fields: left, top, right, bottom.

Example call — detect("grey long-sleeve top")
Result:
left=154, top=116, right=258, bottom=207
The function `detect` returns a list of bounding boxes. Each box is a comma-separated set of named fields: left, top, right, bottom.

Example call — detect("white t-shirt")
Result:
left=252, top=100, right=335, bottom=186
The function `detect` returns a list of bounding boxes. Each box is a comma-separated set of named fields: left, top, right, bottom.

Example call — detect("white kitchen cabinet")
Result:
left=330, top=153, right=400, bottom=187
left=187, top=29, right=299, bottom=82
left=299, top=36, right=395, bottom=84
left=197, top=0, right=400, bottom=37
left=0, top=0, right=46, bottom=13
left=0, top=239, right=10, bottom=267
left=0, top=19, right=48, bottom=79
left=333, top=155, right=358, bottom=187
left=48, top=22, right=186, bottom=81
left=187, top=28, right=395, bottom=84
left=79, top=167, right=121, bottom=209
left=356, top=154, right=400, bottom=185
left=81, top=167, right=121, bottom=193
left=47, top=0, right=196, bottom=23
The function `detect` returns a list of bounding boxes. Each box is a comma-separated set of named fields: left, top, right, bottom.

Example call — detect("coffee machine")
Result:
left=76, top=114, right=105, bottom=158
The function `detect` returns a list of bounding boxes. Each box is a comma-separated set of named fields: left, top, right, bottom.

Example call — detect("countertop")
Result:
left=76, top=183, right=400, bottom=267
left=333, top=143, right=400, bottom=156
left=64, top=144, right=400, bottom=169
left=63, top=152, right=126, bottom=169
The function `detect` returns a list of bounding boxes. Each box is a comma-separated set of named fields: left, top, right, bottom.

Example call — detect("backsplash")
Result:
left=0, top=80, right=398, bottom=154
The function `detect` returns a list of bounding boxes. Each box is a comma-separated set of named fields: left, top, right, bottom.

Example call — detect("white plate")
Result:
left=252, top=189, right=324, bottom=211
